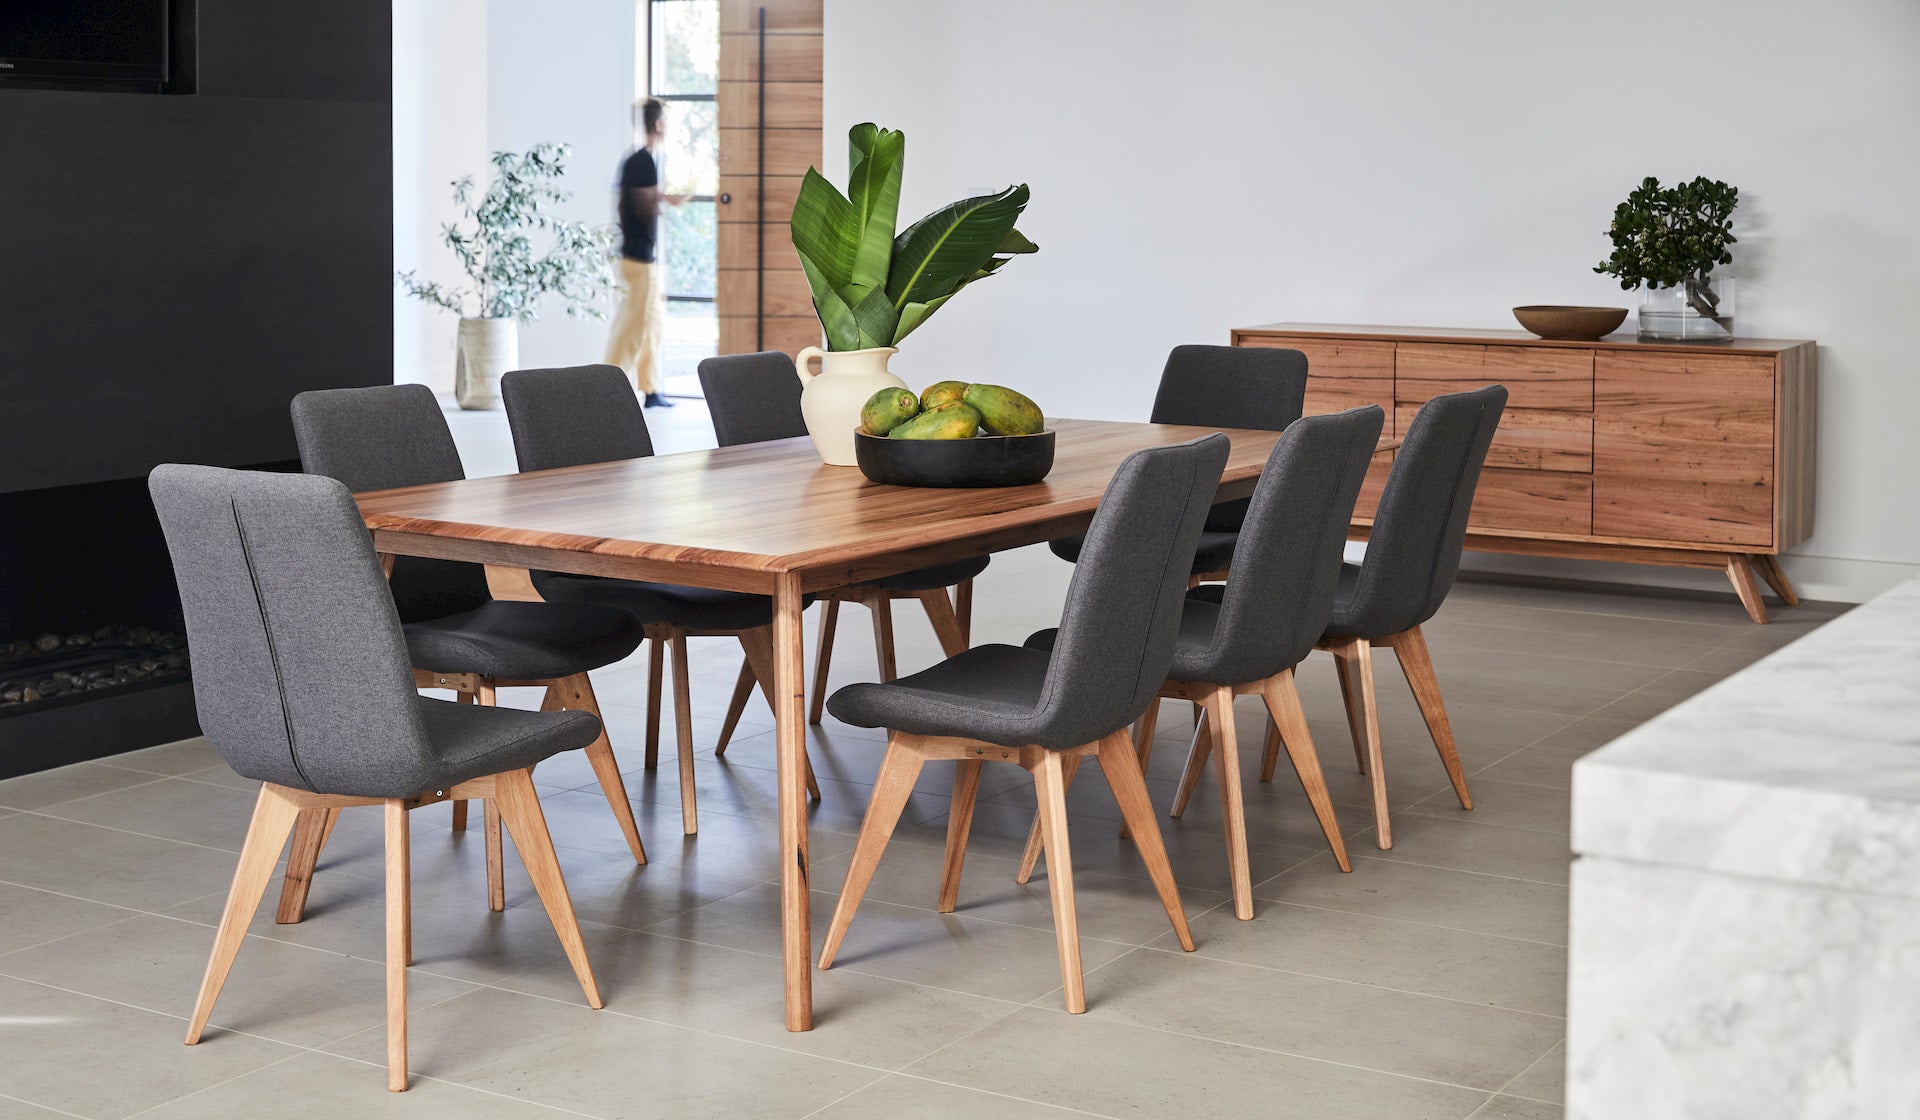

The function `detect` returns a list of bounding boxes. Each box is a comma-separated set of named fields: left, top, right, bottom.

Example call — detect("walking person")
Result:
left=605, top=98, right=687, bottom=408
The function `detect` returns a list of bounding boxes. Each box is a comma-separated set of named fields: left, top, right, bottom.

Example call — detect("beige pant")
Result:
left=604, top=258, right=665, bottom=394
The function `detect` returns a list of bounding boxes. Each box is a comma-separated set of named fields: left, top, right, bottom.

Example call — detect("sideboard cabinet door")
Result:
left=1593, top=352, right=1777, bottom=547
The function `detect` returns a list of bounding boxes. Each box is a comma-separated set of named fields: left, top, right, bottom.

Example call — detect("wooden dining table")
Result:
left=354, top=416, right=1382, bottom=1031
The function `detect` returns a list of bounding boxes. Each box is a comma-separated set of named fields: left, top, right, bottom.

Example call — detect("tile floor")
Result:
left=0, top=404, right=1852, bottom=1116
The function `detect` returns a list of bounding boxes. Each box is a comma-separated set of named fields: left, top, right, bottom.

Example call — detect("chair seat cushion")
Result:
left=532, top=571, right=785, bottom=631
left=415, top=696, right=603, bottom=789
left=858, top=555, right=990, bottom=593
left=403, top=600, right=645, bottom=681
left=826, top=643, right=1053, bottom=748
left=1050, top=531, right=1236, bottom=576
left=1324, top=562, right=1373, bottom=639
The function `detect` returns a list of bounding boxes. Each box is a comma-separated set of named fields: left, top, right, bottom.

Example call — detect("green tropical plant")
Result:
left=398, top=143, right=616, bottom=323
left=1594, top=175, right=1739, bottom=320
left=790, top=123, right=1037, bottom=351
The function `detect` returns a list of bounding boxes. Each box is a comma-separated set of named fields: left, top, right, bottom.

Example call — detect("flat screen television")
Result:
left=0, top=0, right=169, bottom=85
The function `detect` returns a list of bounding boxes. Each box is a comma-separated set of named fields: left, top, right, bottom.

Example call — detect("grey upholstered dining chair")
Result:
left=1172, top=384, right=1509, bottom=850
left=291, top=385, right=649, bottom=913
left=1015, top=406, right=1384, bottom=920
left=697, top=350, right=990, bottom=750
left=152, top=465, right=603, bottom=1093
left=1048, top=343, right=1309, bottom=580
left=818, top=434, right=1231, bottom=1013
left=500, top=363, right=819, bottom=834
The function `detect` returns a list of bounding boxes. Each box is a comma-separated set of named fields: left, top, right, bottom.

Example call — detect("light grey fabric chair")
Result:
left=1048, top=344, right=1309, bottom=578
left=1016, top=406, right=1385, bottom=918
left=1190, top=384, right=1506, bottom=851
left=151, top=464, right=603, bottom=1093
left=818, top=434, right=1231, bottom=1013
left=292, top=384, right=649, bottom=897
left=696, top=350, right=991, bottom=749
left=499, top=364, right=819, bottom=834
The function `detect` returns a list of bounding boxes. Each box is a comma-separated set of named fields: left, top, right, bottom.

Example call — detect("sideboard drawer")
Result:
left=1396, top=344, right=1593, bottom=410
left=1593, top=352, right=1775, bottom=546
left=1468, top=468, right=1593, bottom=534
left=1241, top=334, right=1396, bottom=433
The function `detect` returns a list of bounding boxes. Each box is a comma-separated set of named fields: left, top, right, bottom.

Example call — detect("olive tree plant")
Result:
left=1594, top=175, right=1739, bottom=322
left=398, top=143, right=615, bottom=323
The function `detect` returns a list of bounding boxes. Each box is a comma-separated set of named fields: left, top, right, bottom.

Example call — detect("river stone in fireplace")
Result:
left=0, top=626, right=190, bottom=708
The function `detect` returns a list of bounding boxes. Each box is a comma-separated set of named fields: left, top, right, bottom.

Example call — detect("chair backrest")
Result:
left=501, top=364, right=654, bottom=472
left=1031, top=434, right=1230, bottom=748
left=149, top=464, right=439, bottom=796
left=1340, top=384, right=1508, bottom=638
left=699, top=351, right=808, bottom=447
left=290, top=383, right=491, bottom=623
left=1194, top=406, right=1384, bottom=683
left=1148, top=344, right=1309, bottom=532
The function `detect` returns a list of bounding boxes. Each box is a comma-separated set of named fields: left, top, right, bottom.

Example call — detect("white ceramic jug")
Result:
left=795, top=345, right=909, bottom=465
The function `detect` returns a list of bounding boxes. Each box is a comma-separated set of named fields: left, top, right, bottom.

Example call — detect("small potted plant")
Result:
left=399, top=143, right=615, bottom=408
left=1594, top=175, right=1739, bottom=341
left=788, top=123, right=1037, bottom=465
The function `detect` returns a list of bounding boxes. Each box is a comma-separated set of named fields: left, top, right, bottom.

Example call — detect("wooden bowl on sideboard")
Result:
left=853, top=429, right=1056, bottom=488
left=1512, top=305, right=1628, bottom=341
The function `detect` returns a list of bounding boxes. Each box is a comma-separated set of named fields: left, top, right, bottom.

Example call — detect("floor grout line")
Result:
left=0, top=1090, right=91, bottom=1119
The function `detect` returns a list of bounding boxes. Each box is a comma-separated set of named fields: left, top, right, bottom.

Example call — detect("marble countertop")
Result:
left=1573, top=578, right=1920, bottom=902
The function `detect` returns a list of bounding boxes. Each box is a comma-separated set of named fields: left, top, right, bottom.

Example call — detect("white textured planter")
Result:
left=795, top=345, right=909, bottom=465
left=454, top=317, right=518, bottom=410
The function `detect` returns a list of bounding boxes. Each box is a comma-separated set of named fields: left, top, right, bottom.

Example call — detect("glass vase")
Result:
left=1638, top=275, right=1734, bottom=341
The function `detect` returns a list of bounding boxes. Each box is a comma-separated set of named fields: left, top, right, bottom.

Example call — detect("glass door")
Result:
left=647, top=0, right=718, bottom=397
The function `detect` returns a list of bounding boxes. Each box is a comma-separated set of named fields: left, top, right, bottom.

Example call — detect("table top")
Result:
left=357, top=417, right=1332, bottom=595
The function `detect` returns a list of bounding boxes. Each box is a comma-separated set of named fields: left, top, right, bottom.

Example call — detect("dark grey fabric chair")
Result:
left=1266, top=384, right=1506, bottom=851
left=696, top=350, right=991, bottom=747
left=291, top=384, right=649, bottom=881
left=500, top=363, right=819, bottom=833
left=1016, top=407, right=1385, bottom=918
left=151, top=464, right=603, bottom=1093
left=1047, top=344, right=1309, bottom=576
left=818, top=434, right=1230, bottom=1013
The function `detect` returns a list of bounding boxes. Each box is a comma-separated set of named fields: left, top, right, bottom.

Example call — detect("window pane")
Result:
left=655, top=99, right=717, bottom=196
left=651, top=0, right=718, bottom=96
left=661, top=200, right=716, bottom=299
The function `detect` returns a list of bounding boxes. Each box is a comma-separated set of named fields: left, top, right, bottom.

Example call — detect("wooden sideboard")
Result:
left=1231, top=323, right=1817, bottom=622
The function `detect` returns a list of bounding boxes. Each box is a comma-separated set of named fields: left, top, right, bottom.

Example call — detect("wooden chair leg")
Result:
left=276, top=807, right=329, bottom=924
left=939, top=760, right=983, bottom=913
left=1259, top=722, right=1282, bottom=783
left=1262, top=669, right=1351, bottom=872
left=914, top=589, right=969, bottom=657
left=492, top=767, right=603, bottom=1010
left=714, top=660, right=755, bottom=757
left=669, top=631, right=698, bottom=835
left=1096, top=732, right=1194, bottom=950
left=644, top=634, right=665, bottom=769
left=383, top=798, right=410, bottom=1092
left=1752, top=553, right=1800, bottom=606
left=451, top=691, right=475, bottom=831
left=484, top=798, right=505, bottom=912
left=1389, top=626, right=1472, bottom=811
left=1117, top=700, right=1160, bottom=841
left=808, top=599, right=839, bottom=725
left=1169, top=704, right=1212, bottom=818
left=186, top=784, right=301, bottom=1046
left=1342, top=638, right=1392, bottom=849
left=869, top=593, right=898, bottom=682
left=317, top=806, right=340, bottom=856
left=563, top=674, right=647, bottom=864
left=1203, top=688, right=1254, bottom=920
left=1031, top=749, right=1085, bottom=1013
left=741, top=626, right=822, bottom=801
left=1015, top=754, right=1080, bottom=885
left=954, top=578, right=974, bottom=645
left=1726, top=553, right=1771, bottom=623
left=1333, top=651, right=1369, bottom=774
left=818, top=738, right=926, bottom=969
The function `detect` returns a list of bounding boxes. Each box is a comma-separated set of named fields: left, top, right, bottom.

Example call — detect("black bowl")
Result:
left=853, top=429, right=1056, bottom=488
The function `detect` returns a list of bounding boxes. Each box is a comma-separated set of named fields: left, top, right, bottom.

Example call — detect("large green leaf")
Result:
left=790, top=168, right=860, bottom=292
left=796, top=248, right=861, bottom=351
left=844, top=124, right=904, bottom=300
left=886, top=185, right=1031, bottom=323
left=848, top=285, right=900, bottom=350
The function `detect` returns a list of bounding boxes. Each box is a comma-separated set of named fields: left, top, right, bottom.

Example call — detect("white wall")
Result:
left=392, top=0, right=636, bottom=388
left=392, top=0, right=489, bottom=389
left=824, top=0, right=1920, bottom=603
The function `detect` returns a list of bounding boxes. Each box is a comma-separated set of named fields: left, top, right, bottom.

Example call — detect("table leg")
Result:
left=773, top=571, right=813, bottom=1031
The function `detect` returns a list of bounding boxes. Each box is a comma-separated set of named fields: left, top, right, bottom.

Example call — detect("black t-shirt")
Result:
left=617, top=148, right=660, bottom=262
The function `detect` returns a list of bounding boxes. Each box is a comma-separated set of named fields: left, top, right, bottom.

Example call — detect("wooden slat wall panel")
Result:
left=714, top=1, right=821, bottom=357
